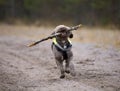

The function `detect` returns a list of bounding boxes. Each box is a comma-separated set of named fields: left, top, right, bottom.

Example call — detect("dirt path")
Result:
left=0, top=35, right=120, bottom=91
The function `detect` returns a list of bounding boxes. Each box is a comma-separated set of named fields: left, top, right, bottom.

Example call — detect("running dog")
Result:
left=51, top=25, right=76, bottom=78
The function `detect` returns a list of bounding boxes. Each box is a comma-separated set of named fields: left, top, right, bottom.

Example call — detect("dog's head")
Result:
left=54, top=25, right=73, bottom=39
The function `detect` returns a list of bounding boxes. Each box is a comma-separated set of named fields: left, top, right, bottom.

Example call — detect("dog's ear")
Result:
left=69, top=33, right=73, bottom=38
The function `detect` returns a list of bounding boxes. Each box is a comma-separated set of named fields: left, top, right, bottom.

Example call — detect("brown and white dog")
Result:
left=51, top=25, right=76, bottom=78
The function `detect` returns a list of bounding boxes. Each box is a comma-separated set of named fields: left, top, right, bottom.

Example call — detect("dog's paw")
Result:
left=65, top=70, right=70, bottom=74
left=60, top=75, right=65, bottom=79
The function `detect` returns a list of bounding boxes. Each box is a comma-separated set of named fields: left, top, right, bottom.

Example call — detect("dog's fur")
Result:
left=51, top=25, right=76, bottom=78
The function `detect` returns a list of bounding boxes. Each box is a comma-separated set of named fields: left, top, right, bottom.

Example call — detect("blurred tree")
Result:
left=0, top=0, right=119, bottom=27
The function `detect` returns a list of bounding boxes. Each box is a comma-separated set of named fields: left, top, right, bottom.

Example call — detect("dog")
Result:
left=51, top=25, right=76, bottom=78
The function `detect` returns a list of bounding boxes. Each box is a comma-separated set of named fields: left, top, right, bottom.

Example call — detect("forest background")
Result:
left=0, top=0, right=120, bottom=28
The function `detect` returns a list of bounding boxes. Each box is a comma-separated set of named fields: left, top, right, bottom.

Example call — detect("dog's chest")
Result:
left=61, top=40, right=68, bottom=49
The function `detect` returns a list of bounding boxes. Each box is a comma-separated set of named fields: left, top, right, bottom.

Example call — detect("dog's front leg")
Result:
left=69, top=62, right=76, bottom=76
left=65, top=59, right=71, bottom=74
left=56, top=60, right=65, bottom=78
left=65, top=51, right=76, bottom=76
left=65, top=50, right=73, bottom=73
left=65, top=59, right=76, bottom=76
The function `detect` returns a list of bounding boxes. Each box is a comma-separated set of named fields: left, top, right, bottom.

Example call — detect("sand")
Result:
left=0, top=24, right=120, bottom=91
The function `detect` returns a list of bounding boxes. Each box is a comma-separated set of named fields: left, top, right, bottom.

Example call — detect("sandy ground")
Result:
left=0, top=24, right=120, bottom=91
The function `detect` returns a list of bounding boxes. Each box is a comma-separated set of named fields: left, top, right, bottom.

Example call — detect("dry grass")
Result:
left=0, top=24, right=120, bottom=48
left=74, top=27, right=120, bottom=48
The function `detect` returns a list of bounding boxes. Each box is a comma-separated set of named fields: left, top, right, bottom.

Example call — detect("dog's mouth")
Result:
left=61, top=34, right=68, bottom=38
left=60, top=31, right=67, bottom=37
